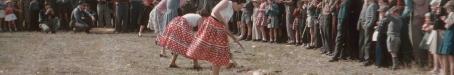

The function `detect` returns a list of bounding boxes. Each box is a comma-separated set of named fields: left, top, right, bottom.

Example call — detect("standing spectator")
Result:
left=239, top=0, right=253, bottom=40
left=130, top=0, right=144, bottom=31
left=357, top=0, right=369, bottom=63
left=0, top=0, right=5, bottom=32
left=360, top=0, right=378, bottom=66
left=39, top=4, right=60, bottom=33
left=138, top=0, right=153, bottom=37
left=422, top=12, right=440, bottom=74
left=266, top=0, right=280, bottom=43
left=439, top=1, right=454, bottom=75
left=319, top=0, right=333, bottom=53
left=385, top=7, right=404, bottom=70
left=306, top=0, right=318, bottom=48
left=375, top=0, right=390, bottom=67
left=4, top=0, right=17, bottom=32
left=252, top=0, right=261, bottom=41
left=71, top=1, right=94, bottom=33
left=256, top=0, right=269, bottom=42
left=282, top=0, right=295, bottom=44
left=56, top=0, right=73, bottom=30
left=28, top=0, right=41, bottom=31
left=97, top=0, right=113, bottom=27
left=292, top=1, right=304, bottom=45
left=329, top=0, right=351, bottom=62
left=409, top=0, right=429, bottom=67
left=114, top=0, right=129, bottom=32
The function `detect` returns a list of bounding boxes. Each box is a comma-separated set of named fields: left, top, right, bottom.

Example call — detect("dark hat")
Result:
left=78, top=0, right=88, bottom=5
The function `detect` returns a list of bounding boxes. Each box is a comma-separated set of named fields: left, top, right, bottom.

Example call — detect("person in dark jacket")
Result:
left=71, top=1, right=94, bottom=33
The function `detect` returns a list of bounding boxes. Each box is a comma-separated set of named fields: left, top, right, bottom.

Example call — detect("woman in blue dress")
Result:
left=162, top=0, right=181, bottom=33
left=439, top=2, right=454, bottom=75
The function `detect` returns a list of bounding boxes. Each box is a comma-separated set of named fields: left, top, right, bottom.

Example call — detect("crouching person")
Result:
left=71, top=1, right=94, bottom=33
left=39, top=4, right=60, bottom=33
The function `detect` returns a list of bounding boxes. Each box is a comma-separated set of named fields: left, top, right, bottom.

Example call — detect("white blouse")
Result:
left=211, top=0, right=234, bottom=24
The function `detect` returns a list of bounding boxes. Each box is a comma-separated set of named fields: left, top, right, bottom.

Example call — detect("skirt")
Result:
left=162, top=9, right=179, bottom=32
left=429, top=30, right=443, bottom=54
left=267, top=16, right=279, bottom=28
left=148, top=8, right=164, bottom=33
left=157, top=17, right=195, bottom=58
left=4, top=14, right=17, bottom=22
left=187, top=17, right=231, bottom=66
left=438, top=28, right=454, bottom=55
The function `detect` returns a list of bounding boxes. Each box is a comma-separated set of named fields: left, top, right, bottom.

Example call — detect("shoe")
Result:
left=328, top=58, right=339, bottom=62
left=362, top=61, right=373, bottom=66
left=391, top=57, right=399, bottom=70
left=138, top=33, right=142, bottom=37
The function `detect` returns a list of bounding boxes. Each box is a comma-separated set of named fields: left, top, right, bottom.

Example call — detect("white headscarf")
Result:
left=183, top=13, right=202, bottom=27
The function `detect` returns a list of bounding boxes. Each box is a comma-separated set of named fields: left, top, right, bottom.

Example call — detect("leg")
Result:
left=212, top=65, right=221, bottom=75
left=139, top=25, right=145, bottom=37
left=169, top=54, right=179, bottom=68
left=260, top=26, right=268, bottom=42
left=269, top=28, right=273, bottom=42
left=246, top=22, right=252, bottom=40
left=97, top=5, right=104, bottom=27
left=431, top=51, right=440, bottom=73
left=441, top=55, right=449, bottom=75
left=192, top=60, right=202, bottom=69
left=449, top=55, right=454, bottom=75
left=115, top=6, right=122, bottom=32
left=239, top=21, right=246, bottom=39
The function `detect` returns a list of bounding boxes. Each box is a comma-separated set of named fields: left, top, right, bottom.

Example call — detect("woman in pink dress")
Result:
left=186, top=0, right=244, bottom=75
left=256, top=0, right=269, bottom=42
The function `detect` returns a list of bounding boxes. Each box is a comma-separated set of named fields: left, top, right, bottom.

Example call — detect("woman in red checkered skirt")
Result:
left=156, top=13, right=204, bottom=69
left=186, top=0, right=244, bottom=75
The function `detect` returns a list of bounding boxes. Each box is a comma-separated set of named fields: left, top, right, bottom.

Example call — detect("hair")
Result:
left=197, top=9, right=210, bottom=17
left=444, top=1, right=454, bottom=12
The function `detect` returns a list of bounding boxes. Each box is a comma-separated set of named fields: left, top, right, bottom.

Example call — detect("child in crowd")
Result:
left=4, top=1, right=17, bottom=32
left=306, top=0, right=318, bottom=48
left=266, top=0, right=280, bottom=43
left=422, top=12, right=440, bottom=74
left=440, top=2, right=454, bottom=75
left=256, top=0, right=269, bottom=42
left=292, top=1, right=304, bottom=44
left=39, top=4, right=60, bottom=33
left=385, top=7, right=403, bottom=70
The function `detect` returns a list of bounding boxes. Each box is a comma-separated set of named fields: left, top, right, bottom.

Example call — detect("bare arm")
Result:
left=224, top=25, right=245, bottom=51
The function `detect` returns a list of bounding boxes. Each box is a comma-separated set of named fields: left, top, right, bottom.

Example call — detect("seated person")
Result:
left=39, top=4, right=60, bottom=33
left=71, top=1, right=95, bottom=33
